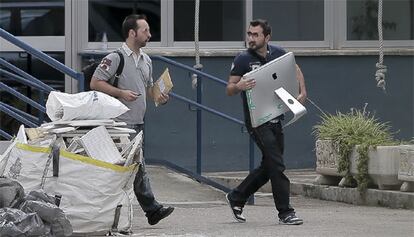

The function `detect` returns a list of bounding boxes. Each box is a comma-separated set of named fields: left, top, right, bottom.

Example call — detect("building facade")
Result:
left=0, top=0, right=413, bottom=171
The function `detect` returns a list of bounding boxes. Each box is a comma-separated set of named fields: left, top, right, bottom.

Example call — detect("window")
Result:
left=78, top=0, right=412, bottom=50
left=88, top=0, right=161, bottom=42
left=347, top=0, right=414, bottom=40
left=0, top=0, right=64, bottom=36
left=253, top=0, right=325, bottom=41
left=174, top=0, right=244, bottom=41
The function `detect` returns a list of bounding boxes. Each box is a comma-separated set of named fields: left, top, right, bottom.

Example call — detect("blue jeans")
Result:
left=228, top=121, right=294, bottom=218
left=128, top=124, right=162, bottom=216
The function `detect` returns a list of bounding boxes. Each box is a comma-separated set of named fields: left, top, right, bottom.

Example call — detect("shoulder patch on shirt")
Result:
left=99, top=58, right=112, bottom=72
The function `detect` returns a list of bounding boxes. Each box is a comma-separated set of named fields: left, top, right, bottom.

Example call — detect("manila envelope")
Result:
left=153, top=68, right=173, bottom=106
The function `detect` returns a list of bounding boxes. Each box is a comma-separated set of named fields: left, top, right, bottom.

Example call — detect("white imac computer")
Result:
left=243, top=52, right=301, bottom=127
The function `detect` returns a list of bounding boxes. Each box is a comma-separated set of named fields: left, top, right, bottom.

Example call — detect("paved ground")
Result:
left=129, top=166, right=414, bottom=237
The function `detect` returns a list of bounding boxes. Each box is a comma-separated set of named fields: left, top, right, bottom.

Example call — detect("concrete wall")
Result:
left=144, top=55, right=414, bottom=172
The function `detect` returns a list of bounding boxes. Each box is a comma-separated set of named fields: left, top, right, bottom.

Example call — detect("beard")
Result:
left=248, top=41, right=265, bottom=51
left=138, top=38, right=149, bottom=48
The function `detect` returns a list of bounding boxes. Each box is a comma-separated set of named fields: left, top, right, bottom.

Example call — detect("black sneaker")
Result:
left=225, top=193, right=246, bottom=223
left=147, top=206, right=174, bottom=225
left=279, top=213, right=303, bottom=225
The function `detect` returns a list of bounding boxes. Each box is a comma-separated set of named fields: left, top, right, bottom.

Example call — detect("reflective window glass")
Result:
left=253, top=0, right=324, bottom=41
left=88, top=0, right=161, bottom=42
left=347, top=0, right=414, bottom=40
left=0, top=0, right=64, bottom=36
left=174, top=0, right=244, bottom=41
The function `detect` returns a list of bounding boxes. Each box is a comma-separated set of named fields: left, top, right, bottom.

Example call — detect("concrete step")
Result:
left=204, top=169, right=414, bottom=209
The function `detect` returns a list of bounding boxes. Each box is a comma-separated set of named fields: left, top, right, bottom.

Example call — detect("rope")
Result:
left=375, top=0, right=387, bottom=92
left=192, top=0, right=202, bottom=89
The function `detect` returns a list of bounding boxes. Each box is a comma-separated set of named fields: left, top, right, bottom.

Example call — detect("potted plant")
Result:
left=313, top=105, right=400, bottom=191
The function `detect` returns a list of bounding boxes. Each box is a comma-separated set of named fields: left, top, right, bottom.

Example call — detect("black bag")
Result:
left=82, top=50, right=125, bottom=91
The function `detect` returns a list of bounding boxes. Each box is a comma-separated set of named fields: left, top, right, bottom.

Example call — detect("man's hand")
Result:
left=295, top=64, right=307, bottom=105
left=157, top=92, right=169, bottom=105
left=296, top=93, right=307, bottom=105
left=226, top=75, right=256, bottom=96
left=119, top=90, right=140, bottom=101
left=237, top=78, right=256, bottom=91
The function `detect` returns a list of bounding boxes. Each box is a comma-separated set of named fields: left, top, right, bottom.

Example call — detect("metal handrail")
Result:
left=0, top=68, right=49, bottom=92
left=170, top=92, right=244, bottom=125
left=0, top=102, right=37, bottom=128
left=0, top=28, right=85, bottom=91
left=1, top=103, right=39, bottom=124
left=152, top=55, right=227, bottom=86
left=0, top=28, right=86, bottom=139
left=0, top=130, right=12, bottom=140
left=0, top=82, right=46, bottom=113
left=0, top=58, right=54, bottom=92
left=0, top=59, right=50, bottom=132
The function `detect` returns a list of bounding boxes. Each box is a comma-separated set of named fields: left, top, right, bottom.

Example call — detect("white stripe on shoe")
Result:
left=225, top=193, right=246, bottom=223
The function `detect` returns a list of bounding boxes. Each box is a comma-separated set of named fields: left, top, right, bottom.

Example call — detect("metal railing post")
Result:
left=78, top=73, right=85, bottom=92
left=195, top=65, right=203, bottom=175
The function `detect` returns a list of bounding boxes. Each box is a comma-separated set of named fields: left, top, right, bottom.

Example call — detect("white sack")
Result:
left=46, top=91, right=129, bottom=121
left=0, top=142, right=139, bottom=234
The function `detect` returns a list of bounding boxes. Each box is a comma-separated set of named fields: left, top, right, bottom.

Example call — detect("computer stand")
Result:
left=274, top=87, right=307, bottom=127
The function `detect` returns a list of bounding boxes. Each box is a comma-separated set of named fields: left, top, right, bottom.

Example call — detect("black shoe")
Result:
left=225, top=193, right=246, bottom=223
left=147, top=206, right=174, bottom=225
left=279, top=213, right=303, bottom=225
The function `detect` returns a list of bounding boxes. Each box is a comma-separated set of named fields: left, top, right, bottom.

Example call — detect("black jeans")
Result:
left=229, top=122, right=294, bottom=218
left=129, top=124, right=162, bottom=217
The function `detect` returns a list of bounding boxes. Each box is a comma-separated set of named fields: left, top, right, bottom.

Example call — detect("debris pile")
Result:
left=0, top=177, right=72, bottom=237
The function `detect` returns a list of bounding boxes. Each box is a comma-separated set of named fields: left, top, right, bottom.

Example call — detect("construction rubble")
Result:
left=0, top=91, right=143, bottom=235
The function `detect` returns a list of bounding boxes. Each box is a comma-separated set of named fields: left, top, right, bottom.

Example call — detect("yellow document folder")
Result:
left=154, top=68, right=173, bottom=106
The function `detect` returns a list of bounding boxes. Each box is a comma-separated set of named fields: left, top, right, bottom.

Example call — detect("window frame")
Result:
left=81, top=0, right=165, bottom=50
left=79, top=0, right=413, bottom=51
left=337, top=0, right=414, bottom=49
left=0, top=0, right=66, bottom=52
left=170, top=0, right=247, bottom=48
left=1, top=0, right=412, bottom=52
left=254, top=0, right=332, bottom=49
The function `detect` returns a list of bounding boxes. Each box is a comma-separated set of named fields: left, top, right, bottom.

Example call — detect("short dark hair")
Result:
left=250, top=19, right=271, bottom=37
left=122, top=14, right=147, bottom=40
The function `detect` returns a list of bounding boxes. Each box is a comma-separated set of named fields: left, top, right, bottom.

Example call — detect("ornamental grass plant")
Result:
left=313, top=105, right=397, bottom=191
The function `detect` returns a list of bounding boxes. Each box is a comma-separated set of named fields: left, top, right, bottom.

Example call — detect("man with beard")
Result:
left=90, top=14, right=174, bottom=226
left=225, top=19, right=306, bottom=225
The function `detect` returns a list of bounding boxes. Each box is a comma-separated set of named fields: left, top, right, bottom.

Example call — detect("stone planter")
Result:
left=398, top=145, right=414, bottom=192
left=315, top=139, right=402, bottom=190
left=314, top=139, right=345, bottom=185
left=350, top=145, right=402, bottom=190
